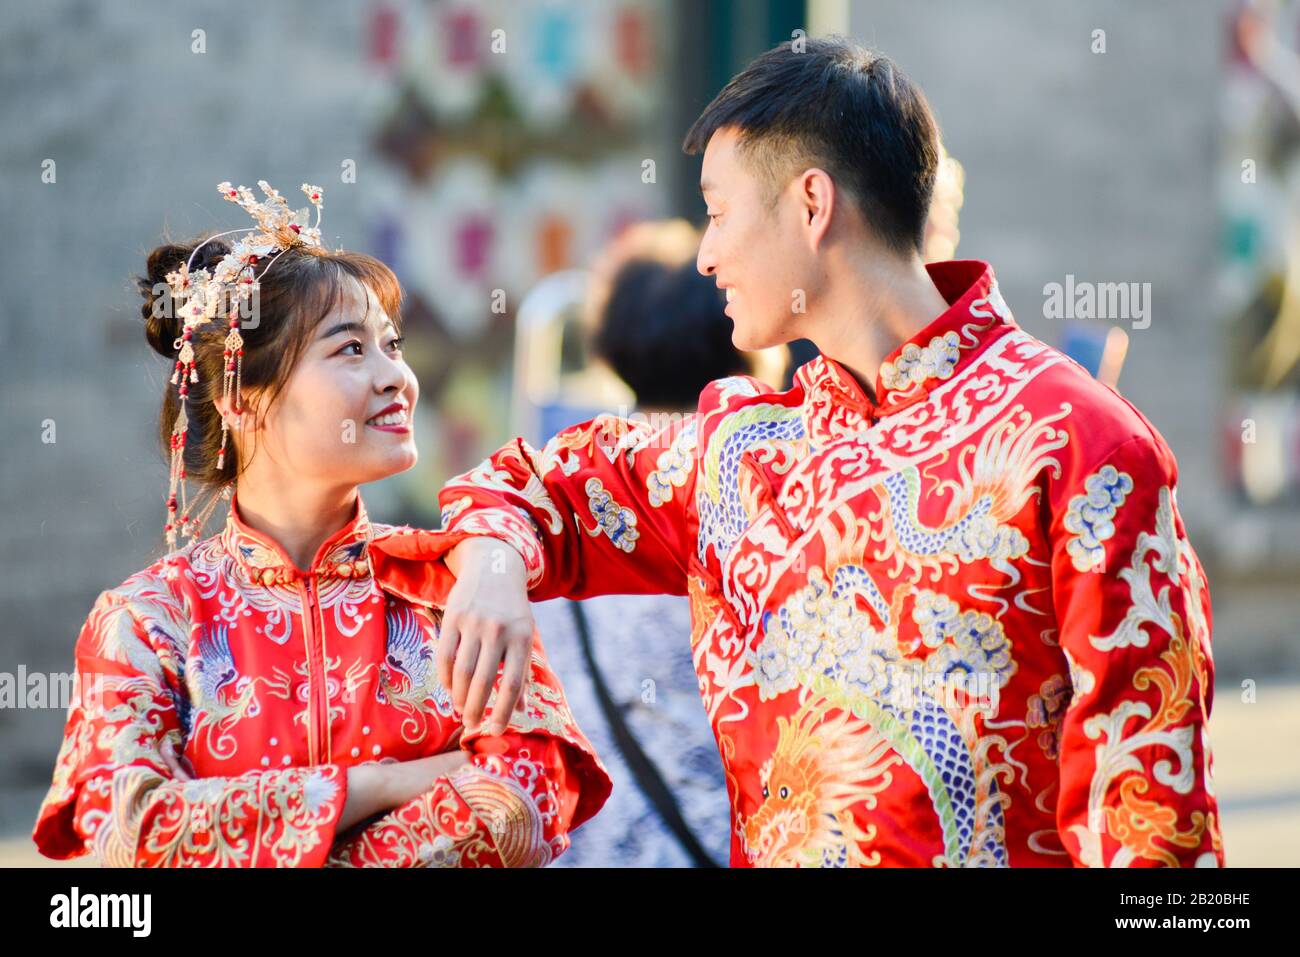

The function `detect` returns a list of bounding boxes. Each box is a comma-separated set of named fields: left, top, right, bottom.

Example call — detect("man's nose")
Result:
left=696, top=237, right=716, bottom=277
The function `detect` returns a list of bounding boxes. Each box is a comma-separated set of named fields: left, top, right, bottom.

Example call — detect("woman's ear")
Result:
left=213, top=396, right=240, bottom=432
left=214, top=390, right=260, bottom=434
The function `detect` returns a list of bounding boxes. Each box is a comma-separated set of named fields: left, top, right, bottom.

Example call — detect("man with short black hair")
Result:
left=683, top=37, right=939, bottom=257
left=429, top=37, right=1223, bottom=868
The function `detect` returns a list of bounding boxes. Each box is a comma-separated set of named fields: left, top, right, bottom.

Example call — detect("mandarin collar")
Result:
left=221, top=491, right=374, bottom=587
left=794, top=260, right=1017, bottom=443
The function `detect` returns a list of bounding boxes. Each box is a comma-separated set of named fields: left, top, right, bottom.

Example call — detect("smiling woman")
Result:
left=30, top=181, right=611, bottom=868
left=140, top=227, right=411, bottom=536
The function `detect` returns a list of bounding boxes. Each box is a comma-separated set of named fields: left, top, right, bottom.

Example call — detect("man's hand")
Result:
left=438, top=537, right=535, bottom=736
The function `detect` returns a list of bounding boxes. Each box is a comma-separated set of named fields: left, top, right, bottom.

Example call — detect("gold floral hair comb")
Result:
left=163, top=180, right=325, bottom=549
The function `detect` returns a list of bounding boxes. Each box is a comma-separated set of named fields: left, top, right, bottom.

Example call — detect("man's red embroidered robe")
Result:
left=428, top=259, right=1224, bottom=868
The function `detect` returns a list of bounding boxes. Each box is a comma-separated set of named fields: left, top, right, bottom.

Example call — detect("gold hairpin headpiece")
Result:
left=163, top=180, right=325, bottom=548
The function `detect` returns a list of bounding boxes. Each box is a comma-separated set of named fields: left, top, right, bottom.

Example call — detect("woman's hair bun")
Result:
left=139, top=236, right=231, bottom=358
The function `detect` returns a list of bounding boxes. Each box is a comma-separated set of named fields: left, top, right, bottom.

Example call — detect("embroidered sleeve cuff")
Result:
left=444, top=506, right=547, bottom=590
left=65, top=763, right=348, bottom=868
left=444, top=762, right=550, bottom=868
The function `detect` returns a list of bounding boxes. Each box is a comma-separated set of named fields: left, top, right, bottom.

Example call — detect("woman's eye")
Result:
left=338, top=336, right=403, bottom=357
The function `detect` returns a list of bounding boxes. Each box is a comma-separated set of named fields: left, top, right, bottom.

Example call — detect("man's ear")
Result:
left=799, top=167, right=836, bottom=251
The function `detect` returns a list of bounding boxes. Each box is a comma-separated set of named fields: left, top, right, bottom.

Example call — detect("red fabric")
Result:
left=432, top=259, right=1224, bottom=868
left=32, top=493, right=610, bottom=867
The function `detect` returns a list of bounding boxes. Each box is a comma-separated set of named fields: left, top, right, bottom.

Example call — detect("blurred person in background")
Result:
left=532, top=219, right=761, bottom=867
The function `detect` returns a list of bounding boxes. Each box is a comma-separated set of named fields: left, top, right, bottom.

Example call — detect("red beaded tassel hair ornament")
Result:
left=163, top=180, right=325, bottom=549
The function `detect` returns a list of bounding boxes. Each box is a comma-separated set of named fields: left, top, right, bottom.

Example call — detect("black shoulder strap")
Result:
left=567, top=600, right=720, bottom=867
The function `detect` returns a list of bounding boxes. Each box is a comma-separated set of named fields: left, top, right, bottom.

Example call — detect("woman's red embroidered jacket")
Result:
left=31, top=493, right=611, bottom=867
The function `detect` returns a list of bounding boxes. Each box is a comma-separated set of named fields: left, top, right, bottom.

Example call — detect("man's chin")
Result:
left=731, top=322, right=765, bottom=353
left=732, top=324, right=782, bottom=354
